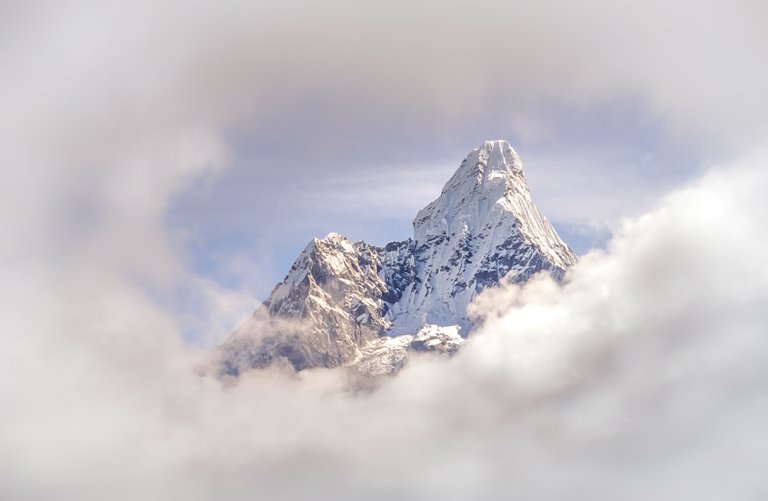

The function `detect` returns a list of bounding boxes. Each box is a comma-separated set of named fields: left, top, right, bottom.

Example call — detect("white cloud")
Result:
left=2, top=1, right=768, bottom=498
left=2, top=144, right=768, bottom=498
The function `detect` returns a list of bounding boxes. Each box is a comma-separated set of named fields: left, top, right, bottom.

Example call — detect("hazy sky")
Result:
left=150, top=0, right=765, bottom=320
left=2, top=1, right=768, bottom=499
left=5, top=1, right=765, bottom=332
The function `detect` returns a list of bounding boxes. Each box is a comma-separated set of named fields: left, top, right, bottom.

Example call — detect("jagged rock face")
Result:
left=217, top=140, right=577, bottom=375
left=377, top=239, right=418, bottom=310
left=243, top=234, right=389, bottom=371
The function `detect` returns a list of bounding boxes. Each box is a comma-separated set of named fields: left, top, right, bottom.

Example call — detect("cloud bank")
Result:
left=2, top=148, right=767, bottom=499
left=2, top=1, right=768, bottom=499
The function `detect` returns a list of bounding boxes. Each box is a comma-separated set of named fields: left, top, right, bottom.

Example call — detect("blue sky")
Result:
left=122, top=0, right=764, bottom=344
left=3, top=0, right=763, bottom=346
left=168, top=100, right=719, bottom=303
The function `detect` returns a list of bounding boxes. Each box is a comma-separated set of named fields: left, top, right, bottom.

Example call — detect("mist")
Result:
left=2, top=146, right=767, bottom=500
left=2, top=0, right=768, bottom=499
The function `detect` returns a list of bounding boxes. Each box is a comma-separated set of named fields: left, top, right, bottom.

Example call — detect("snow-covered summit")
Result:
left=216, top=140, right=576, bottom=376
left=424, top=140, right=523, bottom=209
left=390, top=140, right=576, bottom=333
left=414, top=140, right=568, bottom=266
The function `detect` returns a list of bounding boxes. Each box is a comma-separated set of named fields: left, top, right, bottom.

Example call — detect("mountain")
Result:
left=216, top=140, right=577, bottom=377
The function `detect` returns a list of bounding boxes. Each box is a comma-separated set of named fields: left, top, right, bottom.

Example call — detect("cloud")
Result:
left=56, top=0, right=759, bottom=297
left=2, top=1, right=768, bottom=499
left=2, top=141, right=768, bottom=499
left=7, top=0, right=765, bottom=161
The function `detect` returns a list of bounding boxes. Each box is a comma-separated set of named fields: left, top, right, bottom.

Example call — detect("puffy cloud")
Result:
left=2, top=1, right=768, bottom=499
left=2, top=145, right=767, bottom=499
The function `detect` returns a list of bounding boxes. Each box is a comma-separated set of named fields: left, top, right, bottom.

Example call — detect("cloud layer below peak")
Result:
left=2, top=147, right=767, bottom=499
left=2, top=1, right=768, bottom=499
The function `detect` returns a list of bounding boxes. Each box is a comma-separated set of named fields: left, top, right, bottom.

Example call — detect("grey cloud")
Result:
left=6, top=0, right=765, bottom=161
left=6, top=0, right=760, bottom=281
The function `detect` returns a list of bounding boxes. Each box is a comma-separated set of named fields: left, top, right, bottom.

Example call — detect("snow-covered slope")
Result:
left=217, top=140, right=576, bottom=376
left=388, top=140, right=576, bottom=334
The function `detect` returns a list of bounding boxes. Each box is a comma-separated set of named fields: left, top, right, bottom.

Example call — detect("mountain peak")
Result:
left=402, top=140, right=575, bottom=332
left=218, top=140, right=576, bottom=375
left=417, top=141, right=526, bottom=229
left=479, top=139, right=522, bottom=173
left=317, top=232, right=347, bottom=243
left=463, top=139, right=523, bottom=185
left=412, top=140, right=527, bottom=245
left=311, top=232, right=355, bottom=254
